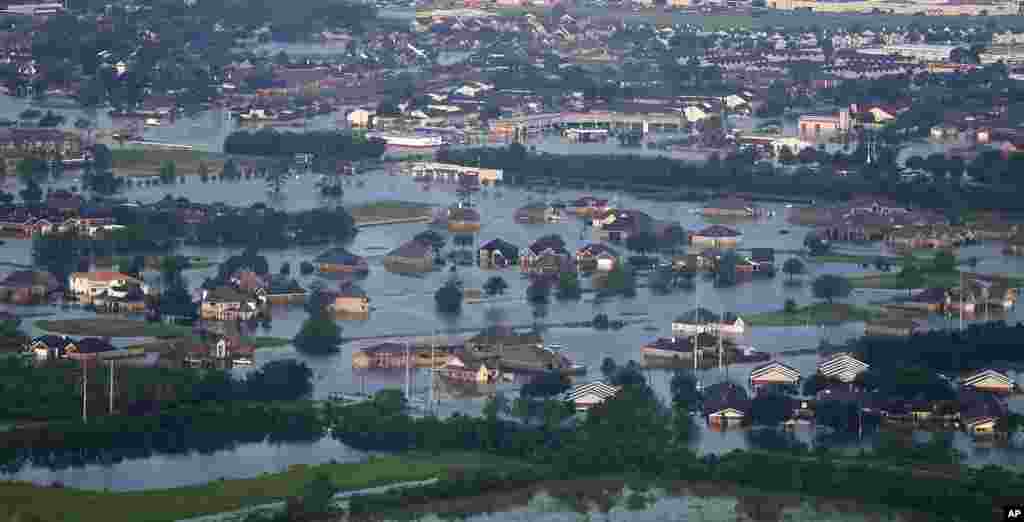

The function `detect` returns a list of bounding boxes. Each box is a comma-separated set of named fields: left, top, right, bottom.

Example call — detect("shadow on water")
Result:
left=366, top=479, right=918, bottom=522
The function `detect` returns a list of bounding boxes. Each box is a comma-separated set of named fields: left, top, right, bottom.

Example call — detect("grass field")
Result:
left=111, top=149, right=228, bottom=178
left=348, top=200, right=435, bottom=224
left=845, top=270, right=1024, bottom=290
left=0, top=452, right=523, bottom=522
left=36, top=318, right=193, bottom=338
left=745, top=302, right=881, bottom=327
left=35, top=319, right=291, bottom=347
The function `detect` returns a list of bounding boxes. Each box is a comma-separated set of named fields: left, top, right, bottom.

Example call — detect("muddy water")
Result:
left=364, top=481, right=912, bottom=522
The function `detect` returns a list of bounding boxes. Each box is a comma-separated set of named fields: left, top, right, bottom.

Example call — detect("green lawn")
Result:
left=36, top=319, right=290, bottom=348
left=36, top=319, right=193, bottom=338
left=745, top=303, right=882, bottom=327
left=0, top=452, right=521, bottom=522
left=804, top=254, right=900, bottom=266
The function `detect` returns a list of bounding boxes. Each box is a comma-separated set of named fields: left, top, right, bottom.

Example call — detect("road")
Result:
left=175, top=477, right=441, bottom=522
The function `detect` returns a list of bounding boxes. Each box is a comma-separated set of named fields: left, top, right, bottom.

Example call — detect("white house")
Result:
left=564, top=381, right=621, bottom=412
left=69, top=272, right=149, bottom=299
left=346, top=109, right=375, bottom=127
left=684, top=106, right=709, bottom=122
left=818, top=352, right=869, bottom=383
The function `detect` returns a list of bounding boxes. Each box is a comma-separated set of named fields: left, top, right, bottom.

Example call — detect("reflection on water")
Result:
left=391, top=486, right=907, bottom=522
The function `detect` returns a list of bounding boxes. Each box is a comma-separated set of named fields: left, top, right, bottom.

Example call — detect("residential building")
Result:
left=798, top=108, right=851, bottom=137
left=702, top=382, right=751, bottom=425
left=329, top=283, right=370, bottom=315
left=200, top=286, right=259, bottom=321
left=701, top=197, right=757, bottom=217
left=93, top=285, right=147, bottom=313
left=69, top=272, right=148, bottom=302
left=818, top=352, right=869, bottom=383
left=514, top=203, right=562, bottom=224
left=64, top=337, right=119, bottom=361
left=383, top=239, right=434, bottom=274
left=257, top=275, right=306, bottom=305
left=447, top=206, right=481, bottom=233
left=576, top=243, right=619, bottom=271
left=313, top=247, right=369, bottom=274
left=749, top=248, right=776, bottom=273
left=520, top=237, right=573, bottom=274
left=564, top=381, right=621, bottom=412
left=591, top=209, right=652, bottom=242
left=690, top=225, right=742, bottom=247
left=865, top=318, right=921, bottom=337
left=567, top=196, right=611, bottom=216
left=478, top=238, right=519, bottom=269
left=960, top=368, right=1016, bottom=394
left=186, top=336, right=256, bottom=368
left=672, top=308, right=745, bottom=335
left=0, top=270, right=59, bottom=303
left=352, top=342, right=411, bottom=369
left=442, top=350, right=501, bottom=383
left=27, top=335, right=75, bottom=361
left=347, top=108, right=375, bottom=127
left=0, top=128, right=82, bottom=171
left=749, top=361, right=802, bottom=391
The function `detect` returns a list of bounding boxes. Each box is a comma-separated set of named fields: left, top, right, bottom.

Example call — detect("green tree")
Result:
left=483, top=391, right=509, bottom=422
left=221, top=159, right=239, bottom=181
left=625, top=231, right=658, bottom=254
left=295, top=472, right=338, bottom=517
left=159, top=161, right=177, bottom=184
left=750, top=392, right=794, bottom=426
left=197, top=161, right=209, bottom=182
left=811, top=274, right=851, bottom=304
left=294, top=287, right=342, bottom=354
left=784, top=298, right=799, bottom=314
left=933, top=250, right=957, bottom=273
left=483, top=276, right=507, bottom=296
left=19, top=178, right=42, bottom=203
left=434, top=278, right=463, bottom=315
left=556, top=271, right=582, bottom=300
left=782, top=257, right=805, bottom=281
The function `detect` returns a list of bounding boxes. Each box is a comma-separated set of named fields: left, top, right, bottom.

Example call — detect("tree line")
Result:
left=223, top=130, right=387, bottom=159
left=437, top=144, right=1024, bottom=212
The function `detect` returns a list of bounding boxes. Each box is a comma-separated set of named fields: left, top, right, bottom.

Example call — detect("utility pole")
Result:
left=82, top=360, right=88, bottom=423
left=404, top=342, right=411, bottom=405
left=108, top=360, right=115, bottom=415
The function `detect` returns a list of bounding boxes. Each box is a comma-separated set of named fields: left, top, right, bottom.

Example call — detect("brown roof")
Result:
left=387, top=240, right=433, bottom=259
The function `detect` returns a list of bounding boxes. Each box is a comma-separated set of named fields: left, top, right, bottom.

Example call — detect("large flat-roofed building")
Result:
left=773, top=0, right=1016, bottom=15
left=857, top=44, right=958, bottom=63
left=1, top=0, right=65, bottom=15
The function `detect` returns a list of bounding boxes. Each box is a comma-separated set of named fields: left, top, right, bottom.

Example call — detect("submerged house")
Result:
left=314, top=248, right=369, bottom=274
left=591, top=209, right=652, bottom=242
left=257, top=275, right=307, bottom=304
left=702, top=382, right=751, bottom=425
left=749, top=361, right=802, bottom=391
left=818, top=352, right=869, bottom=383
left=576, top=243, right=620, bottom=271
left=864, top=318, right=921, bottom=337
left=564, top=381, right=622, bottom=412
left=672, top=308, right=745, bottom=335
left=690, top=225, right=742, bottom=247
left=478, top=238, right=520, bottom=269
left=384, top=239, right=434, bottom=274
left=960, top=368, right=1016, bottom=394
left=701, top=197, right=758, bottom=217
left=567, top=196, right=611, bottom=216
left=520, top=237, right=573, bottom=274
left=0, top=270, right=60, bottom=303
left=515, top=202, right=562, bottom=224
left=442, top=350, right=501, bottom=383
left=28, top=335, right=76, bottom=361
left=329, top=283, right=370, bottom=316
left=200, top=286, right=259, bottom=321
left=69, top=271, right=149, bottom=303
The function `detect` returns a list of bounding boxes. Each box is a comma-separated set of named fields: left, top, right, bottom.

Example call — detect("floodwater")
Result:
left=376, top=484, right=911, bottom=522
left=3, top=92, right=1024, bottom=490
left=0, top=437, right=368, bottom=492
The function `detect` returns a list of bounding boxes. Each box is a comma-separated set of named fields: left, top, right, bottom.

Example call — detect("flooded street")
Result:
left=3, top=165, right=1024, bottom=490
